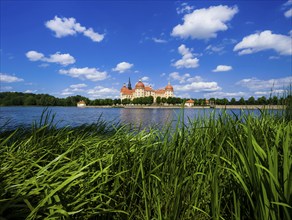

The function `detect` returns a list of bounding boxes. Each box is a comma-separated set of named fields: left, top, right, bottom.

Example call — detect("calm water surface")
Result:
left=0, top=106, right=268, bottom=130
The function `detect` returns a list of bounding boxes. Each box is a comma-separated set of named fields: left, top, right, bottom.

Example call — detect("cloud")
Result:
left=236, top=76, right=292, bottom=91
left=169, top=72, right=190, bottom=83
left=26, top=51, right=44, bottom=61
left=1, top=86, right=13, bottom=91
left=212, top=65, right=232, bottom=72
left=205, top=44, right=225, bottom=54
left=0, top=73, right=24, bottom=83
left=172, top=5, right=238, bottom=39
left=284, top=0, right=292, bottom=6
left=112, top=62, right=133, bottom=73
left=172, top=44, right=199, bottom=69
left=152, top=37, right=167, bottom=43
left=169, top=72, right=204, bottom=84
left=204, top=91, right=246, bottom=99
left=174, top=81, right=221, bottom=92
left=70, top=83, right=87, bottom=89
left=45, top=16, right=104, bottom=42
left=284, top=8, right=292, bottom=17
left=83, top=28, right=104, bottom=42
left=234, top=30, right=292, bottom=55
left=87, top=86, right=119, bottom=99
left=60, top=84, right=88, bottom=96
left=59, top=67, right=108, bottom=81
left=269, top=56, right=280, bottom=60
left=45, top=52, right=76, bottom=66
left=176, top=2, right=194, bottom=14
left=24, top=90, right=37, bottom=93
left=26, top=50, right=75, bottom=66
left=171, top=74, right=221, bottom=92
left=141, top=76, right=150, bottom=81
left=254, top=90, right=285, bottom=96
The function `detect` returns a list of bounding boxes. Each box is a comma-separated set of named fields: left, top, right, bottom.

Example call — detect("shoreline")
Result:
left=84, top=104, right=285, bottom=110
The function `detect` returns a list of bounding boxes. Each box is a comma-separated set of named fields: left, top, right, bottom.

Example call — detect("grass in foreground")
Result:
left=0, top=110, right=291, bottom=220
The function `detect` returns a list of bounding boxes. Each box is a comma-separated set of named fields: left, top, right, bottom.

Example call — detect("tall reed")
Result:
left=0, top=109, right=291, bottom=219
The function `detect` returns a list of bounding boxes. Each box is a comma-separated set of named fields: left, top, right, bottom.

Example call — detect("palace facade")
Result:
left=120, top=78, right=174, bottom=102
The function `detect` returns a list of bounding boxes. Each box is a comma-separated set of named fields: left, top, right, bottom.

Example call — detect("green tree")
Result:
left=161, top=98, right=167, bottom=104
left=238, top=97, right=245, bottom=105
left=156, top=96, right=161, bottom=104
left=247, top=96, right=256, bottom=105
left=24, top=96, right=36, bottom=105
left=257, top=96, right=267, bottom=105
left=230, top=98, right=236, bottom=105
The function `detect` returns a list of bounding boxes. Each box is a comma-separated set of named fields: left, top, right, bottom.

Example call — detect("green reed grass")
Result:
left=0, top=109, right=291, bottom=219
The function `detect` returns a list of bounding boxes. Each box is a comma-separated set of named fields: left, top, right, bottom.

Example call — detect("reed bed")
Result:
left=0, top=110, right=291, bottom=220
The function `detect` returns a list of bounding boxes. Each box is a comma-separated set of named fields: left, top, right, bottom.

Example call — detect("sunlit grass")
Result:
left=0, top=109, right=291, bottom=219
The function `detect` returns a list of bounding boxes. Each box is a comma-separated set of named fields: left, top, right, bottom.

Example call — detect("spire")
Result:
left=128, top=77, right=132, bottom=90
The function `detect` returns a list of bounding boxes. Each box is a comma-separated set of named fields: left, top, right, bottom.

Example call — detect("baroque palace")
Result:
left=120, top=78, right=174, bottom=102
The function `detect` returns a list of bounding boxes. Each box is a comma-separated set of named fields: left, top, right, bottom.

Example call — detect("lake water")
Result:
left=0, top=106, right=276, bottom=131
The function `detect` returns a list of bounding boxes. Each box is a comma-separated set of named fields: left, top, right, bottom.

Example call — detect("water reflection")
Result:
left=120, top=108, right=176, bottom=127
left=0, top=106, right=282, bottom=131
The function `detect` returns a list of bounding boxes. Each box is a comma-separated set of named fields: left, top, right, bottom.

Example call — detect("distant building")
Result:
left=185, top=99, right=194, bottom=107
left=77, top=100, right=86, bottom=107
left=120, top=78, right=174, bottom=102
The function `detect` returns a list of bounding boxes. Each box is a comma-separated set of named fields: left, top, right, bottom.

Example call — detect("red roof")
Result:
left=145, top=86, right=154, bottom=91
left=121, top=89, right=134, bottom=95
left=165, top=82, right=174, bottom=91
left=135, top=80, right=145, bottom=89
left=186, top=99, right=194, bottom=103
left=155, top=89, right=165, bottom=94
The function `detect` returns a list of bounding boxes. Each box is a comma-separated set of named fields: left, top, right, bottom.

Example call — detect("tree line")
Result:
left=0, top=92, right=289, bottom=106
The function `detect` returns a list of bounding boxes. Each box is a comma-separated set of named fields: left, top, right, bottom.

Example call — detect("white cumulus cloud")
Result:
left=45, top=52, right=76, bottom=66
left=87, top=86, right=119, bottom=99
left=45, top=16, right=104, bottom=42
left=70, top=83, right=87, bottom=89
left=26, top=50, right=75, bottom=66
left=59, top=67, right=108, bottom=81
left=236, top=76, right=292, bottom=91
left=176, top=2, right=194, bottom=14
left=254, top=90, right=285, bottom=96
left=171, top=73, right=221, bottom=92
left=0, top=73, right=24, bottom=83
left=152, top=37, right=167, bottom=43
left=212, top=65, right=233, bottom=72
left=172, top=5, right=238, bottom=39
left=172, top=44, right=199, bottom=69
left=204, top=91, right=246, bottom=99
left=112, top=62, right=133, bottom=73
left=26, top=51, right=44, bottom=61
left=284, top=0, right=292, bottom=6
left=60, top=84, right=88, bottom=95
left=24, top=90, right=37, bottom=93
left=284, top=8, right=292, bottom=17
left=234, top=30, right=292, bottom=55
left=141, top=76, right=150, bottom=82
left=174, top=81, right=221, bottom=92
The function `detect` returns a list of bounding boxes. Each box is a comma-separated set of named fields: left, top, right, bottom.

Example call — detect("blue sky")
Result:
left=1, top=0, right=291, bottom=100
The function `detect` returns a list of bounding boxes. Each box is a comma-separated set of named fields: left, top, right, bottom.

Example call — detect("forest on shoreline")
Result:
left=0, top=91, right=290, bottom=106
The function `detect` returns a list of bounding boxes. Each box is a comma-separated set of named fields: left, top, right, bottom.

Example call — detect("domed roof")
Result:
left=120, top=84, right=128, bottom=92
left=135, top=79, right=145, bottom=89
left=165, top=82, right=174, bottom=91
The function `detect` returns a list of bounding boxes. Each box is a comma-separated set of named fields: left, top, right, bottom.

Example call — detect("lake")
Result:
left=0, top=106, right=277, bottom=131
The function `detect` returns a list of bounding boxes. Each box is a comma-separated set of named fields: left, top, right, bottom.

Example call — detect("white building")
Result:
left=77, top=100, right=86, bottom=107
left=120, top=79, right=174, bottom=102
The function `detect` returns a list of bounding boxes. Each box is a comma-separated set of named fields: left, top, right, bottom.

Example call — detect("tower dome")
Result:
left=135, top=79, right=145, bottom=89
left=165, top=82, right=174, bottom=91
left=120, top=83, right=128, bottom=92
